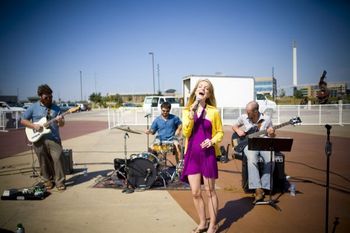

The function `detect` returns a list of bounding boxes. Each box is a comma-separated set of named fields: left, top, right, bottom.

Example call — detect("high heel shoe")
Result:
left=207, top=225, right=218, bottom=233
left=192, top=226, right=208, bottom=233
left=192, top=221, right=209, bottom=233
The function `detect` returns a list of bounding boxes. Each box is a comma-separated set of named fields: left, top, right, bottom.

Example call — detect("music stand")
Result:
left=248, top=137, right=293, bottom=210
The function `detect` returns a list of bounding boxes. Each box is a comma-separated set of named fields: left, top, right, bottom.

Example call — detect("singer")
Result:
left=181, top=79, right=223, bottom=233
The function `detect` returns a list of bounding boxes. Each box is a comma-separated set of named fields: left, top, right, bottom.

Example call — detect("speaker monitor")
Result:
left=62, top=149, right=73, bottom=175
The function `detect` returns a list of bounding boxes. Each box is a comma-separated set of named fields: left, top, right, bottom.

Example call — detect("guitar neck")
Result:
left=43, top=110, right=70, bottom=127
left=248, top=121, right=291, bottom=138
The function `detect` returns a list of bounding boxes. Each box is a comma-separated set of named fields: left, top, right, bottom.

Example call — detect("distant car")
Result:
left=143, top=96, right=180, bottom=113
left=76, top=103, right=91, bottom=111
left=256, top=94, right=277, bottom=115
left=23, top=103, right=33, bottom=110
left=0, top=101, right=25, bottom=111
left=59, top=103, right=76, bottom=112
left=122, top=102, right=137, bottom=107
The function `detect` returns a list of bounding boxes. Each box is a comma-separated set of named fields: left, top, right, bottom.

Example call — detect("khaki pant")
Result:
left=34, top=138, right=65, bottom=187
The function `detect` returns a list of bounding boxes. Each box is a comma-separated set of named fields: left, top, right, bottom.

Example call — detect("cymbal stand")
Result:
left=145, top=113, right=151, bottom=151
left=122, top=132, right=134, bottom=193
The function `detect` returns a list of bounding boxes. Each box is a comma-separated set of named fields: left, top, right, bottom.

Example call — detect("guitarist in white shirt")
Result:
left=21, top=84, right=66, bottom=191
left=232, top=101, right=275, bottom=204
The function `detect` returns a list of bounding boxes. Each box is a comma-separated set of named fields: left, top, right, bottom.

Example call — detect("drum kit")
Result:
left=112, top=125, right=184, bottom=192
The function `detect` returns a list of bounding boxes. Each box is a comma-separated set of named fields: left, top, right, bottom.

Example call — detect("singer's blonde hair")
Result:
left=186, top=79, right=217, bottom=108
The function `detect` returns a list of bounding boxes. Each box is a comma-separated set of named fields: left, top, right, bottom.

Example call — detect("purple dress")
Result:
left=181, top=108, right=218, bottom=182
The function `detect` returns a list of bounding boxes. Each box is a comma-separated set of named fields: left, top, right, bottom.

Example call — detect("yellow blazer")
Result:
left=182, top=105, right=224, bottom=156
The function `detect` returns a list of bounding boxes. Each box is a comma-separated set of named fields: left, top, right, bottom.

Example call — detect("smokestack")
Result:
left=292, top=41, right=298, bottom=87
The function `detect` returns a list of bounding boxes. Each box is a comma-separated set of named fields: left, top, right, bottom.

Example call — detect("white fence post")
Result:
left=339, top=100, right=343, bottom=126
left=319, top=105, right=322, bottom=125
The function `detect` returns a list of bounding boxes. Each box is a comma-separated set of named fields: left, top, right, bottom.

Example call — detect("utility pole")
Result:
left=94, top=72, right=97, bottom=93
left=157, top=64, right=160, bottom=95
left=149, top=52, right=155, bottom=94
left=80, top=70, right=83, bottom=101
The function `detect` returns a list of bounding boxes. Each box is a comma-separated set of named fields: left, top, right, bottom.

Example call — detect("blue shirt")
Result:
left=21, top=101, right=62, bottom=143
left=150, top=114, right=182, bottom=141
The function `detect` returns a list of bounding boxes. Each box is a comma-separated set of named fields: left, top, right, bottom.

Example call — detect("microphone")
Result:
left=144, top=113, right=151, bottom=118
left=193, top=96, right=202, bottom=112
left=144, top=168, right=151, bottom=182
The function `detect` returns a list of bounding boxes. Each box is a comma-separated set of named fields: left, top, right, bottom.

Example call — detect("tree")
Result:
left=279, top=89, right=286, bottom=98
left=89, top=92, right=102, bottom=103
left=294, top=89, right=304, bottom=99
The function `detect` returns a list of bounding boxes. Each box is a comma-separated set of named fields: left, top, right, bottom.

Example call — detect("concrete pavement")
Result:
left=0, top=127, right=197, bottom=233
left=1, top=110, right=350, bottom=233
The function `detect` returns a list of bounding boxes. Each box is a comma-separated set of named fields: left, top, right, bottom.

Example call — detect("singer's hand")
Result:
left=200, top=138, right=213, bottom=148
left=190, top=96, right=201, bottom=112
left=190, top=102, right=198, bottom=112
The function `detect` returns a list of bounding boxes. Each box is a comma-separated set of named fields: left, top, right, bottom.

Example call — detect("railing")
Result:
left=107, top=104, right=350, bottom=129
left=0, top=110, right=24, bottom=132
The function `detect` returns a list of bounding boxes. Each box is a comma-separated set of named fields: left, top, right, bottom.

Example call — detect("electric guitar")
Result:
left=232, top=117, right=302, bottom=153
left=25, top=106, right=80, bottom=142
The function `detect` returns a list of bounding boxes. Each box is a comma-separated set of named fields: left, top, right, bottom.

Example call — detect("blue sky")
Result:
left=1, top=0, right=349, bottom=101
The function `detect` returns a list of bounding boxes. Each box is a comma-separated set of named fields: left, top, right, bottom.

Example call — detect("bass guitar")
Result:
left=25, top=106, right=80, bottom=143
left=232, top=116, right=302, bottom=153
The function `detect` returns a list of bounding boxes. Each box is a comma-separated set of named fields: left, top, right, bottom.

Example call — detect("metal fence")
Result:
left=0, top=110, right=24, bottom=132
left=107, top=104, right=350, bottom=129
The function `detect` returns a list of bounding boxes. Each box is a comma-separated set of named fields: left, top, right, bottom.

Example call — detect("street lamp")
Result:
left=148, top=52, right=155, bottom=94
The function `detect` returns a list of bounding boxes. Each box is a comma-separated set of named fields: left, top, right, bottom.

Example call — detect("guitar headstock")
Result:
left=68, top=106, right=80, bottom=113
left=290, top=116, right=302, bottom=125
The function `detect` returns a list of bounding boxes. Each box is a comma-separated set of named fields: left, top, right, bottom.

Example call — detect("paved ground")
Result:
left=0, top=110, right=349, bottom=233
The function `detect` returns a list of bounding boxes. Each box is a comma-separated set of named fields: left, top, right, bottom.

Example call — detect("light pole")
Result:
left=80, top=70, right=83, bottom=101
left=149, top=52, right=155, bottom=94
left=157, top=64, right=161, bottom=95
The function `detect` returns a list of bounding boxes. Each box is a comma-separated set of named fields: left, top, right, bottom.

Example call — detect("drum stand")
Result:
left=122, top=132, right=134, bottom=193
left=158, top=140, right=184, bottom=185
left=248, top=137, right=293, bottom=210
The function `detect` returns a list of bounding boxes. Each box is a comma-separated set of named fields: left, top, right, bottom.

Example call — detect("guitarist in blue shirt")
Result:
left=21, top=84, right=66, bottom=191
left=232, top=101, right=275, bottom=204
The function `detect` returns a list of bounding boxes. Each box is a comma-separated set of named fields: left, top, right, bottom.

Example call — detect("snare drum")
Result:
left=151, top=140, right=174, bottom=154
left=127, top=152, right=159, bottom=189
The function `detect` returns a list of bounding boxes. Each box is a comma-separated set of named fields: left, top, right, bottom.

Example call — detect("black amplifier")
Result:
left=62, top=149, right=73, bottom=175
left=241, top=152, right=286, bottom=193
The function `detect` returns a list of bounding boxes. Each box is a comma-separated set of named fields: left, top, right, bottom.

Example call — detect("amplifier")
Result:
left=62, top=149, right=73, bottom=175
left=242, top=152, right=286, bottom=193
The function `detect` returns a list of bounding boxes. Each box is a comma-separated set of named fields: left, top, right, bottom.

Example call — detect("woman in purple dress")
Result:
left=181, top=79, right=224, bottom=233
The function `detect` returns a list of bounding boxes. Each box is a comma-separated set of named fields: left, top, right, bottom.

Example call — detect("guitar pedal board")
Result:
left=1, top=185, right=49, bottom=200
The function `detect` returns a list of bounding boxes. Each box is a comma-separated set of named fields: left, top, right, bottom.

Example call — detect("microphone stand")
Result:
left=26, top=140, right=38, bottom=178
left=325, top=124, right=332, bottom=233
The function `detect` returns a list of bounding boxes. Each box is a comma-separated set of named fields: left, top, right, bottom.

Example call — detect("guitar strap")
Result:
left=46, top=107, right=52, bottom=120
left=257, top=119, right=264, bottom=131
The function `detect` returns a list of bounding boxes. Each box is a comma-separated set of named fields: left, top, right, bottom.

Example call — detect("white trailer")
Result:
left=182, top=75, right=256, bottom=108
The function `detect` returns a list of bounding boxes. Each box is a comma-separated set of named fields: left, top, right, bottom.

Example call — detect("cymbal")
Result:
left=112, top=125, right=142, bottom=134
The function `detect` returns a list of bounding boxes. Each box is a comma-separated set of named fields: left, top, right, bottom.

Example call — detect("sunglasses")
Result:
left=42, top=95, right=53, bottom=100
